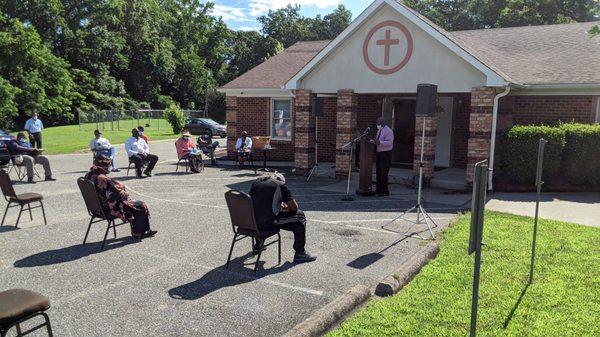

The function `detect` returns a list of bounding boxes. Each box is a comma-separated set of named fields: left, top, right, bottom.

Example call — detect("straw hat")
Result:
left=182, top=130, right=192, bottom=137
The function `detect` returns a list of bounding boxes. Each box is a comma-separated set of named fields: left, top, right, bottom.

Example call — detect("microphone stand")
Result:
left=340, top=130, right=369, bottom=201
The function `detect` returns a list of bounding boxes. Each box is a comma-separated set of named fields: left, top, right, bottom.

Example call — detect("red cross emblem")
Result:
left=363, top=21, right=413, bottom=75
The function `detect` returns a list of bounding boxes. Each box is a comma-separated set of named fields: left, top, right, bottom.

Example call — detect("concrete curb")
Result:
left=375, top=242, right=440, bottom=297
left=282, top=285, right=371, bottom=337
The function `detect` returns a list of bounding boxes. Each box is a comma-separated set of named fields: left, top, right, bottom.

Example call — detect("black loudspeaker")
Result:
left=415, top=83, right=438, bottom=117
left=311, top=96, right=325, bottom=117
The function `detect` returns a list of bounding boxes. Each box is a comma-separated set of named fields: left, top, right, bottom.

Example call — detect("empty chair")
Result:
left=0, top=289, right=53, bottom=337
left=224, top=190, right=281, bottom=273
left=77, top=177, right=129, bottom=250
left=0, top=170, right=46, bottom=228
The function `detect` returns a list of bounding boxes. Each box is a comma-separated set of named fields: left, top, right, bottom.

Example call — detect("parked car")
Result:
left=0, top=129, right=12, bottom=166
left=184, top=118, right=227, bottom=138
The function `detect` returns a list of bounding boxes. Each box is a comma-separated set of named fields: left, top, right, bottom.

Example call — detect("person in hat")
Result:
left=249, top=172, right=316, bottom=263
left=175, top=129, right=202, bottom=173
left=198, top=129, right=219, bottom=165
left=89, top=129, right=119, bottom=172
left=85, top=154, right=157, bottom=239
left=235, top=131, right=252, bottom=169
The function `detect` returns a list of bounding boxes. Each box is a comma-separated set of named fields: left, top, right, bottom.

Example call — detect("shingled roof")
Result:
left=221, top=40, right=330, bottom=89
left=221, top=18, right=600, bottom=90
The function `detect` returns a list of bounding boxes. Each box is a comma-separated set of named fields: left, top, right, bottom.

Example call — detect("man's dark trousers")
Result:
left=130, top=154, right=158, bottom=176
left=262, top=211, right=306, bottom=253
left=29, top=132, right=42, bottom=149
left=376, top=150, right=392, bottom=194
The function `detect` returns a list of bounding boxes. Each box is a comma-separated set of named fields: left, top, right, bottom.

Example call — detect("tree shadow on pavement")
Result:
left=14, top=237, right=136, bottom=268
left=168, top=253, right=295, bottom=301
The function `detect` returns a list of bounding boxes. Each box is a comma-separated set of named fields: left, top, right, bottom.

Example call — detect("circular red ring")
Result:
left=362, top=20, right=414, bottom=75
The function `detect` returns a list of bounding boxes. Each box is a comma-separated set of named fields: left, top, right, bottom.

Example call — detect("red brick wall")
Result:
left=357, top=95, right=382, bottom=131
left=499, top=95, right=596, bottom=126
left=316, top=97, right=337, bottom=163
left=228, top=96, right=295, bottom=161
left=451, top=93, right=471, bottom=168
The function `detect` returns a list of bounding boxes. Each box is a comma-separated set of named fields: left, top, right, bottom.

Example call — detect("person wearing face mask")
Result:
left=125, top=128, right=159, bottom=178
left=175, top=129, right=202, bottom=173
left=235, top=131, right=252, bottom=169
left=137, top=126, right=149, bottom=143
left=90, top=129, right=119, bottom=172
left=24, top=112, right=44, bottom=149
left=369, top=117, right=394, bottom=196
left=7, top=132, right=55, bottom=183
left=198, top=129, right=219, bottom=165
left=85, top=154, right=157, bottom=239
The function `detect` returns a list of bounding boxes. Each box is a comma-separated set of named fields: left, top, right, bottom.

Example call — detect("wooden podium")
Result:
left=356, top=137, right=376, bottom=196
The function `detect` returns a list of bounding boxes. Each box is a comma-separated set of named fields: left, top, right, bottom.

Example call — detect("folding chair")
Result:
left=77, top=178, right=129, bottom=250
left=175, top=142, right=189, bottom=173
left=126, top=156, right=147, bottom=176
left=6, top=156, right=41, bottom=182
left=0, top=289, right=53, bottom=337
left=0, top=170, right=46, bottom=228
left=224, top=190, right=281, bottom=273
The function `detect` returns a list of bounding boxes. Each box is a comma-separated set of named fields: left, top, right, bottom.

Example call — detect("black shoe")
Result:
left=144, top=230, right=157, bottom=238
left=143, top=170, right=152, bottom=177
left=45, top=176, right=56, bottom=181
left=294, top=251, right=317, bottom=263
left=27, top=178, right=36, bottom=184
left=377, top=192, right=390, bottom=197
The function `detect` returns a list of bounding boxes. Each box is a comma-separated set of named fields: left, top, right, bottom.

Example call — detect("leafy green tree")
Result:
left=402, top=0, right=600, bottom=31
left=0, top=16, right=78, bottom=125
left=224, top=30, right=283, bottom=80
left=0, top=76, right=20, bottom=129
left=163, top=103, right=185, bottom=134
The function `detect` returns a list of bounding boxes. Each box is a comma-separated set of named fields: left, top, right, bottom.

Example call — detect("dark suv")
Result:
left=0, top=129, right=12, bottom=167
left=184, top=118, right=227, bottom=137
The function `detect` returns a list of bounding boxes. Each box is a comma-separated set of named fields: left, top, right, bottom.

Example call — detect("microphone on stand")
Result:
left=363, top=127, right=371, bottom=135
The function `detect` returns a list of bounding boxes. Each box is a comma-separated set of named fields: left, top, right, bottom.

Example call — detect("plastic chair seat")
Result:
left=0, top=289, right=50, bottom=327
left=9, top=193, right=44, bottom=204
left=237, top=228, right=279, bottom=238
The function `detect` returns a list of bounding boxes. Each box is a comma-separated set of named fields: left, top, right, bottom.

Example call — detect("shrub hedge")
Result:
left=501, top=123, right=600, bottom=186
left=501, top=125, right=565, bottom=184
left=163, top=104, right=185, bottom=134
left=561, top=123, right=600, bottom=186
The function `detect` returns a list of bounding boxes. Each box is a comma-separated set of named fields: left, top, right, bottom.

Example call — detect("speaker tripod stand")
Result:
left=381, top=116, right=437, bottom=240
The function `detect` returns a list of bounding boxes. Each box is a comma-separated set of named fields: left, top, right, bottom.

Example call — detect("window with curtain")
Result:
left=271, top=99, right=292, bottom=140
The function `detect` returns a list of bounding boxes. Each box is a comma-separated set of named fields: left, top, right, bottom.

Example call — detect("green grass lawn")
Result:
left=19, top=119, right=178, bottom=154
left=329, top=211, right=600, bottom=337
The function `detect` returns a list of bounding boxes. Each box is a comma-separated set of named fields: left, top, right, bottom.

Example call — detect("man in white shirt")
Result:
left=90, top=130, right=119, bottom=172
left=125, top=128, right=159, bottom=178
left=24, top=112, right=44, bottom=149
left=235, top=131, right=252, bottom=169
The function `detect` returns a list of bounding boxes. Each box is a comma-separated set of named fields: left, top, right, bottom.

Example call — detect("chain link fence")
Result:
left=77, top=109, right=205, bottom=131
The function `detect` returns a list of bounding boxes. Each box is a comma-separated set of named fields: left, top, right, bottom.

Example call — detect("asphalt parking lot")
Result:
left=0, top=140, right=460, bottom=337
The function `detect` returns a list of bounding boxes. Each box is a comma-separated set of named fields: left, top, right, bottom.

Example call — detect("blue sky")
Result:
left=211, top=0, right=373, bottom=31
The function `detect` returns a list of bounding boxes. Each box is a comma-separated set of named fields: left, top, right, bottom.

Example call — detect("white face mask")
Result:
left=377, top=125, right=382, bottom=130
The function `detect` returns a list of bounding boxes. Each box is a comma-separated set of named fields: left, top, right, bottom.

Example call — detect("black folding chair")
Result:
left=77, top=178, right=129, bottom=250
left=0, top=170, right=46, bottom=228
left=126, top=156, right=147, bottom=176
left=224, top=190, right=281, bottom=273
left=0, top=289, right=53, bottom=337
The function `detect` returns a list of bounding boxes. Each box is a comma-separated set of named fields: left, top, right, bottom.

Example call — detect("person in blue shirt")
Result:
left=7, top=132, right=55, bottom=183
left=24, top=112, right=44, bottom=149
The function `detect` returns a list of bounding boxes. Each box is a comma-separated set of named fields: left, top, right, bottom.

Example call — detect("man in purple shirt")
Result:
left=370, top=117, right=394, bottom=196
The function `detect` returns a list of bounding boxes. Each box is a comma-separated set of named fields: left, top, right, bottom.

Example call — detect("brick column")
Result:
left=467, top=87, right=495, bottom=183
left=293, top=90, right=315, bottom=175
left=335, top=90, right=358, bottom=179
left=412, top=116, right=437, bottom=181
left=226, top=96, right=237, bottom=159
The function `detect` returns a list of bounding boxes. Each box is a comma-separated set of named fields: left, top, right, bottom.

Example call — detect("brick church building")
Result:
left=219, top=0, right=600, bottom=187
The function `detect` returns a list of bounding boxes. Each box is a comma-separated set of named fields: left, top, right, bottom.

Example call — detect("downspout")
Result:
left=488, top=86, right=511, bottom=190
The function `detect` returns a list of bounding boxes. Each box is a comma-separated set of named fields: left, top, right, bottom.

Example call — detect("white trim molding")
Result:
left=270, top=98, right=293, bottom=142
left=217, top=88, right=294, bottom=98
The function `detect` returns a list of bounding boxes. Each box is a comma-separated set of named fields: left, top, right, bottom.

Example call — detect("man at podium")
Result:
left=369, top=117, right=394, bottom=196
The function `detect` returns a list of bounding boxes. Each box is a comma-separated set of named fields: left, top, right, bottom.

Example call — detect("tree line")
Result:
left=0, top=0, right=597, bottom=130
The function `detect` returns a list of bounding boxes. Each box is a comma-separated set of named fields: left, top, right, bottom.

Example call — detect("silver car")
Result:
left=184, top=118, right=227, bottom=138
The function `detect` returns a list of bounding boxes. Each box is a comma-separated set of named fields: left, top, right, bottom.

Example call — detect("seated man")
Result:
left=235, top=131, right=252, bottom=169
left=85, top=155, right=157, bottom=239
left=125, top=128, right=159, bottom=178
left=198, top=130, right=219, bottom=165
left=89, top=129, right=119, bottom=172
left=249, top=173, right=316, bottom=263
left=175, top=130, right=202, bottom=173
left=7, top=132, right=55, bottom=184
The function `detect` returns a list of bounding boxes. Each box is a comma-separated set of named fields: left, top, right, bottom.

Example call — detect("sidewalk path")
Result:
left=487, top=192, right=600, bottom=227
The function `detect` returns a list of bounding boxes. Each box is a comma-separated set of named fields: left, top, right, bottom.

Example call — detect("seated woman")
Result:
left=85, top=155, right=157, bottom=239
left=175, top=130, right=202, bottom=173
